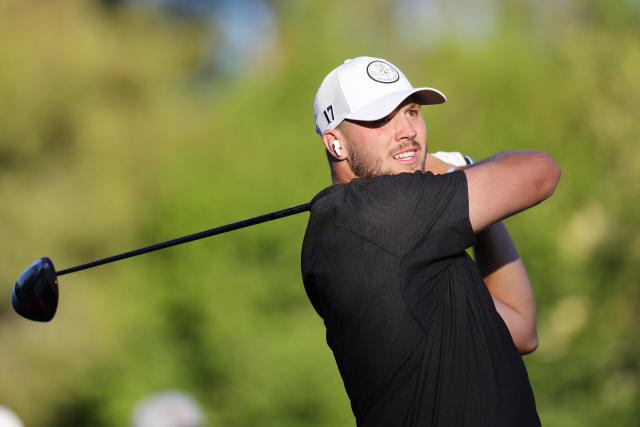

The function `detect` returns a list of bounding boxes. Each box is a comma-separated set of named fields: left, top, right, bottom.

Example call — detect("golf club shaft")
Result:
left=56, top=203, right=311, bottom=276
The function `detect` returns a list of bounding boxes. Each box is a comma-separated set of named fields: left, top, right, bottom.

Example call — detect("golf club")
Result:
left=11, top=202, right=310, bottom=322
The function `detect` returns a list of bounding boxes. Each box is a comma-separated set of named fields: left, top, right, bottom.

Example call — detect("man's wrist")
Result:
left=431, top=151, right=474, bottom=173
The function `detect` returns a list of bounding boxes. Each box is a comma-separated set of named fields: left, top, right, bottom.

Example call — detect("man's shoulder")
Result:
left=307, top=171, right=436, bottom=236
left=311, top=171, right=433, bottom=209
left=304, top=170, right=470, bottom=258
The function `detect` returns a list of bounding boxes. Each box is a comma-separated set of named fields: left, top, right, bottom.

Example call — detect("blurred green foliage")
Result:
left=1, top=0, right=639, bottom=425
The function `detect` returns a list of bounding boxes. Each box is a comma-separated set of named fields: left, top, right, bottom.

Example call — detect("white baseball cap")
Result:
left=314, top=56, right=446, bottom=135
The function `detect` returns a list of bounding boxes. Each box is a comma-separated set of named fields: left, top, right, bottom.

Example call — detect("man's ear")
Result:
left=322, top=130, right=347, bottom=160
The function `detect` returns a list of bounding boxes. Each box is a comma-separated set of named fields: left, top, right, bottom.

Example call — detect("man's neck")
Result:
left=331, top=163, right=357, bottom=185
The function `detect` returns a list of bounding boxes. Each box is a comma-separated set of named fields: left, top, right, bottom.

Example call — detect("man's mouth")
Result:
left=393, top=150, right=416, bottom=160
left=392, top=147, right=418, bottom=163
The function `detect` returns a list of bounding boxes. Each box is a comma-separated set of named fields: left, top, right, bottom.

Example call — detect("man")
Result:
left=301, top=56, right=561, bottom=426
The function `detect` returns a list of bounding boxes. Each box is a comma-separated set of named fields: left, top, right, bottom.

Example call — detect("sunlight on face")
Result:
left=340, top=101, right=427, bottom=180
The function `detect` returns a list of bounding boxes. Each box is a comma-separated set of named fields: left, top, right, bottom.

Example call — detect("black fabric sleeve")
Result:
left=334, top=171, right=475, bottom=258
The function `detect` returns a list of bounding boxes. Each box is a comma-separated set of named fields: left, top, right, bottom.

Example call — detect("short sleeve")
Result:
left=334, top=171, right=475, bottom=258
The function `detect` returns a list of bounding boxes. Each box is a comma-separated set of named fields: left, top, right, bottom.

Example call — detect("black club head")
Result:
left=11, top=257, right=58, bottom=322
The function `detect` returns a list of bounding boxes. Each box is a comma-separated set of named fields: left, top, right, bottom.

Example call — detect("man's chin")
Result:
left=351, top=158, right=425, bottom=180
left=390, top=163, right=425, bottom=176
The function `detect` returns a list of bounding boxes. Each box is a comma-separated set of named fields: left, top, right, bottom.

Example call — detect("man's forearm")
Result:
left=474, top=221, right=539, bottom=354
left=425, top=152, right=455, bottom=174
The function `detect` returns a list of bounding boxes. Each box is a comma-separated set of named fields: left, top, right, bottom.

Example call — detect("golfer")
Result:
left=301, top=56, right=560, bottom=426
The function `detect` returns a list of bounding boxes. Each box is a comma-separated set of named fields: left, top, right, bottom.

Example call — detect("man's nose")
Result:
left=393, top=114, right=417, bottom=141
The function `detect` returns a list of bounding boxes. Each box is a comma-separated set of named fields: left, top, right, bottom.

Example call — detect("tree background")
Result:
left=0, top=0, right=638, bottom=425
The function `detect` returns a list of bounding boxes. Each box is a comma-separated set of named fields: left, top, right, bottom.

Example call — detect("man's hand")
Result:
left=426, top=151, right=471, bottom=175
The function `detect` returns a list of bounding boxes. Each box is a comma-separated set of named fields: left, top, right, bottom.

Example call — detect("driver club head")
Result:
left=11, top=257, right=58, bottom=322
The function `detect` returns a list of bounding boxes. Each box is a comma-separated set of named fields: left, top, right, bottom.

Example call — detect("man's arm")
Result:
left=429, top=149, right=559, bottom=353
left=464, top=150, right=560, bottom=353
left=474, top=221, right=538, bottom=354
left=464, top=150, right=561, bottom=232
left=425, top=152, right=455, bottom=175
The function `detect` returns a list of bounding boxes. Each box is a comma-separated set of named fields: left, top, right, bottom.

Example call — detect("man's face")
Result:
left=338, top=101, right=427, bottom=180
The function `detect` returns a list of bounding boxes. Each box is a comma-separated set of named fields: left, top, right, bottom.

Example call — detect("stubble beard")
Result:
left=348, top=140, right=425, bottom=181
left=349, top=141, right=384, bottom=181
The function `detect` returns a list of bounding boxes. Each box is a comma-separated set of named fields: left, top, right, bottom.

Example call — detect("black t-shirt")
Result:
left=301, top=171, right=540, bottom=426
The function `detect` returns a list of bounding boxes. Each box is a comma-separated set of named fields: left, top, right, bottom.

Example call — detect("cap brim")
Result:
left=345, top=87, right=446, bottom=122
